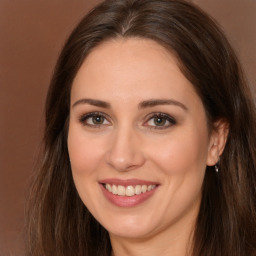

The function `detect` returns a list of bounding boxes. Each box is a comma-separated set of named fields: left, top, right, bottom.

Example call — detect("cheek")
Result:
left=152, top=129, right=208, bottom=212
left=148, top=128, right=209, bottom=176
left=67, top=126, right=105, bottom=212
left=67, top=126, right=103, bottom=176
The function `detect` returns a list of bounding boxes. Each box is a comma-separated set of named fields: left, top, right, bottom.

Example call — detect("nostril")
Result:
left=105, top=149, right=146, bottom=172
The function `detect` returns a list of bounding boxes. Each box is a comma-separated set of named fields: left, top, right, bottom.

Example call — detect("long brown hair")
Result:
left=26, top=0, right=256, bottom=255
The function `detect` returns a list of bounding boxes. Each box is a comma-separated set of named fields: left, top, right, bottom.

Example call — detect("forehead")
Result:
left=71, top=37, right=201, bottom=108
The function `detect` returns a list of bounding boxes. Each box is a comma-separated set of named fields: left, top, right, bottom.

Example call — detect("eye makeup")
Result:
left=78, top=110, right=177, bottom=130
left=143, top=112, right=177, bottom=130
left=79, top=111, right=111, bottom=128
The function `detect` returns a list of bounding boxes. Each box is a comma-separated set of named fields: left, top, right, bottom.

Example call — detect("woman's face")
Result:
left=68, top=38, right=218, bottom=241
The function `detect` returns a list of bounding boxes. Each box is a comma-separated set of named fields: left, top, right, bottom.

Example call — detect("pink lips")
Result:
left=99, top=179, right=159, bottom=207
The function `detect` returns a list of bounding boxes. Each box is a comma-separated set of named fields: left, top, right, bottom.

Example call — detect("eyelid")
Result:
left=79, top=111, right=111, bottom=127
left=143, top=112, right=177, bottom=129
left=78, top=111, right=176, bottom=129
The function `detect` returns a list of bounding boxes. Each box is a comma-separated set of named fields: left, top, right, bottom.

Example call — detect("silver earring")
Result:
left=214, top=160, right=220, bottom=173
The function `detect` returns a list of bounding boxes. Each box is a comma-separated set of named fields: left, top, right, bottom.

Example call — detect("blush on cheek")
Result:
left=68, top=135, right=105, bottom=177
left=151, top=135, right=207, bottom=177
left=70, top=151, right=97, bottom=176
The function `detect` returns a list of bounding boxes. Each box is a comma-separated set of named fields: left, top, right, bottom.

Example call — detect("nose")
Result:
left=105, top=126, right=145, bottom=172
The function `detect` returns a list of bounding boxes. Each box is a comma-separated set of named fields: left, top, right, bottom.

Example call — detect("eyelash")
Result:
left=79, top=112, right=111, bottom=128
left=144, top=112, right=177, bottom=130
left=79, top=112, right=177, bottom=129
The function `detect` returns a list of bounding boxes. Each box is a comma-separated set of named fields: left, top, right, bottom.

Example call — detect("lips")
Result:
left=99, top=179, right=159, bottom=207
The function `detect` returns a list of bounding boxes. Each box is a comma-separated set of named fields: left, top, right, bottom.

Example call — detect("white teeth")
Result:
left=112, top=184, right=118, bottom=195
left=126, top=186, right=135, bottom=196
left=104, top=184, right=157, bottom=196
left=106, top=184, right=112, bottom=192
left=141, top=185, right=147, bottom=193
left=117, top=185, right=126, bottom=196
left=148, top=185, right=156, bottom=191
left=135, top=185, right=142, bottom=195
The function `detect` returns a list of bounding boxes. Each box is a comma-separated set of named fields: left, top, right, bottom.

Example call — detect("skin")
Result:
left=68, top=38, right=227, bottom=256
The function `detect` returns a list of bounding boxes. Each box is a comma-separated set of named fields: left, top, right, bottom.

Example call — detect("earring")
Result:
left=214, top=160, right=220, bottom=173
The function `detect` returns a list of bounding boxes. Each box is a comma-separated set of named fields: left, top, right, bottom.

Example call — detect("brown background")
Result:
left=0, top=1, right=255, bottom=255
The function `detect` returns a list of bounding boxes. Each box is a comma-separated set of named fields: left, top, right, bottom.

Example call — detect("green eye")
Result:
left=153, top=117, right=167, bottom=126
left=79, top=112, right=111, bottom=127
left=145, top=113, right=176, bottom=129
left=92, top=116, right=105, bottom=124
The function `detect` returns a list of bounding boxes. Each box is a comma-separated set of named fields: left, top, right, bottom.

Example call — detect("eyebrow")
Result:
left=72, top=98, right=110, bottom=109
left=138, top=99, right=188, bottom=111
left=72, top=98, right=187, bottom=111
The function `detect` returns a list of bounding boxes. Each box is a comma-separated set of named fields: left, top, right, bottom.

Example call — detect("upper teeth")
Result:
left=104, top=184, right=156, bottom=196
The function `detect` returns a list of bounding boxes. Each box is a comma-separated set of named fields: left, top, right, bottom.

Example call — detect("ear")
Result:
left=207, top=119, right=229, bottom=166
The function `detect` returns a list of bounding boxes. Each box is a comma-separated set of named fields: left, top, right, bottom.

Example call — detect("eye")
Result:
left=144, top=113, right=176, bottom=129
left=79, top=112, right=111, bottom=127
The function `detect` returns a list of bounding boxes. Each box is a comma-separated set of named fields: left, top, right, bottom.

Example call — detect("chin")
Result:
left=98, top=212, right=159, bottom=239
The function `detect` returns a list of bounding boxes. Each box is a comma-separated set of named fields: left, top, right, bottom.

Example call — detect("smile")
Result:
left=99, top=179, right=159, bottom=207
left=104, top=184, right=157, bottom=196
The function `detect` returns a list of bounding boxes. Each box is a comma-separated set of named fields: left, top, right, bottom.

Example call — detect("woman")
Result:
left=26, top=0, right=256, bottom=255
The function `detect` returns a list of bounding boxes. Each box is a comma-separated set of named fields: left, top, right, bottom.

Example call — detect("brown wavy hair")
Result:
left=25, top=0, right=256, bottom=255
